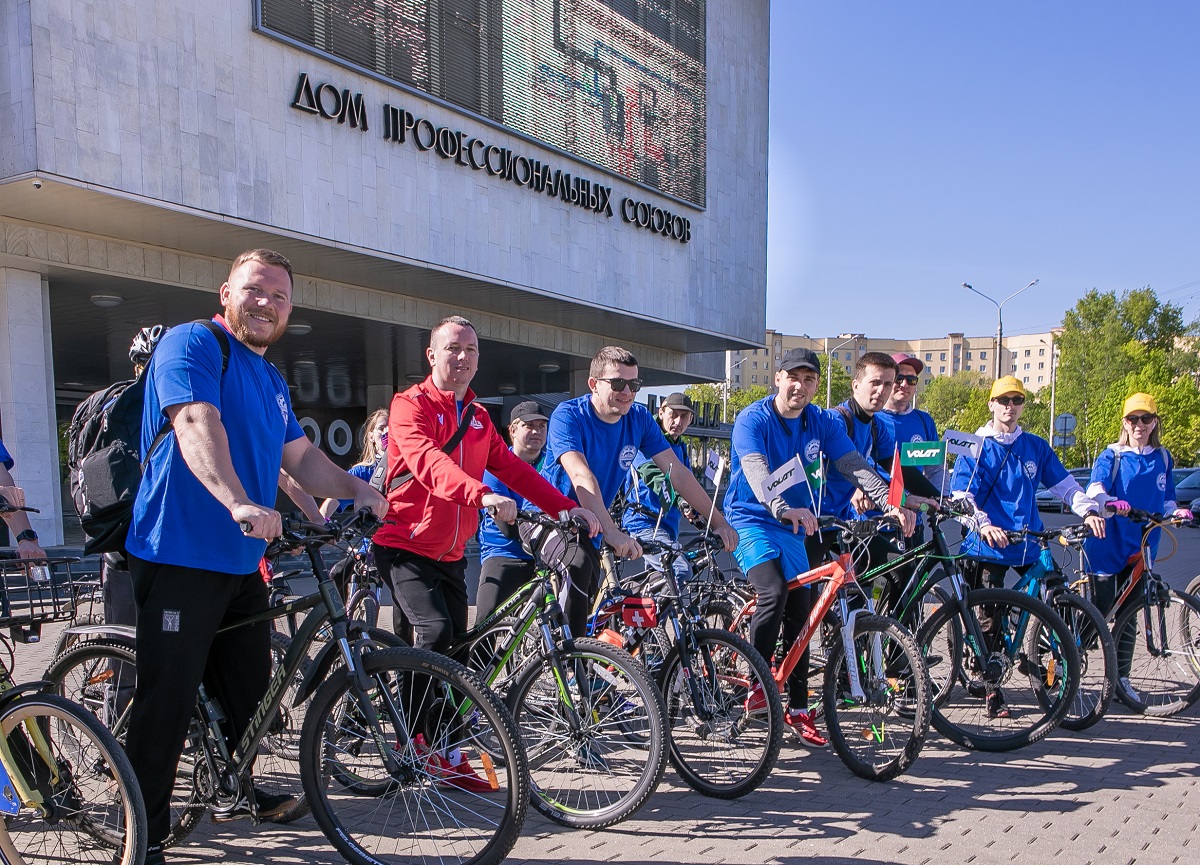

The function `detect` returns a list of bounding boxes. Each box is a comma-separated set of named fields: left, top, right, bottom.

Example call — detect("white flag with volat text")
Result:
left=764, top=455, right=804, bottom=498
left=944, top=429, right=983, bottom=459
left=705, top=449, right=726, bottom=484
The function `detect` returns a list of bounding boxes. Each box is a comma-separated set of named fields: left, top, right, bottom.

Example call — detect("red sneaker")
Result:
left=784, top=708, right=828, bottom=748
left=414, top=735, right=495, bottom=793
left=744, top=682, right=767, bottom=713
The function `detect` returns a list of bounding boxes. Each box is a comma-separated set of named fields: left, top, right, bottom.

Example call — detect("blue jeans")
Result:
left=633, top=528, right=691, bottom=584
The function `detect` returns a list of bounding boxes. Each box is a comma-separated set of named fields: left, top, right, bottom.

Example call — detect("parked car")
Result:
left=1174, top=470, right=1200, bottom=514
left=1173, top=466, right=1199, bottom=487
left=1035, top=467, right=1093, bottom=513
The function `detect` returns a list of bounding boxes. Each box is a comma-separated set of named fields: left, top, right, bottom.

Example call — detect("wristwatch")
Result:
left=15, top=529, right=38, bottom=544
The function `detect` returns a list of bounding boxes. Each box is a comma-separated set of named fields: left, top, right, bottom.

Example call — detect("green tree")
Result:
left=918, top=370, right=992, bottom=435
left=684, top=383, right=768, bottom=424
left=814, top=357, right=851, bottom=409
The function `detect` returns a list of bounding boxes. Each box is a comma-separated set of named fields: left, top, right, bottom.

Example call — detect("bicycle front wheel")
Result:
left=823, top=614, right=932, bottom=781
left=301, top=646, right=527, bottom=865
left=0, top=693, right=147, bottom=865
left=1041, top=592, right=1116, bottom=731
left=507, top=637, right=668, bottom=829
left=658, top=628, right=782, bottom=799
left=918, top=589, right=1080, bottom=752
left=1112, top=587, right=1200, bottom=716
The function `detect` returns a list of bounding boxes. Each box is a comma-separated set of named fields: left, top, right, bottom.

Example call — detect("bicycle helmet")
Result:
left=129, top=324, right=169, bottom=366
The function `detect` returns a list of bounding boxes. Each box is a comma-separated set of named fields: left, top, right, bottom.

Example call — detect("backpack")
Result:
left=67, top=321, right=230, bottom=555
left=835, top=404, right=882, bottom=461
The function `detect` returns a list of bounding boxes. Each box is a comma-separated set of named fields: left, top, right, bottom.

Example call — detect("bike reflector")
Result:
left=621, top=597, right=657, bottom=629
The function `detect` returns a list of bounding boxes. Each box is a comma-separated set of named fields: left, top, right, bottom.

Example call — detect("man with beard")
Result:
left=124, top=249, right=387, bottom=865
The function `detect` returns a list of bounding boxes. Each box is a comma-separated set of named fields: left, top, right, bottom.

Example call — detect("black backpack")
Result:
left=67, top=321, right=230, bottom=555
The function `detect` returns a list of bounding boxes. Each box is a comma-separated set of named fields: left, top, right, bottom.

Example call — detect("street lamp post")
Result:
left=961, top=280, right=1039, bottom=379
left=1042, top=328, right=1062, bottom=448
left=722, top=356, right=749, bottom=423
left=824, top=334, right=863, bottom=408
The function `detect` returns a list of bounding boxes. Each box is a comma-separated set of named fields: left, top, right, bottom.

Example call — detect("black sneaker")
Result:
left=120, top=843, right=165, bottom=865
left=211, top=787, right=298, bottom=823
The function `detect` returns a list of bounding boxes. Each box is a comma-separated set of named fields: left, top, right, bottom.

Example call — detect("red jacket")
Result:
left=372, top=378, right=576, bottom=561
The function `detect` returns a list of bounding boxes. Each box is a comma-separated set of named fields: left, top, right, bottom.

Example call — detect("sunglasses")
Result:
left=597, top=377, right=643, bottom=393
left=994, top=395, right=1026, bottom=406
left=895, top=374, right=919, bottom=385
left=1125, top=414, right=1157, bottom=425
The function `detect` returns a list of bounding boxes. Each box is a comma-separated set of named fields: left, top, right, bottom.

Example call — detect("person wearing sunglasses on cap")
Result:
left=1081, top=393, right=1190, bottom=618
left=877, top=353, right=948, bottom=497
left=541, top=345, right=738, bottom=638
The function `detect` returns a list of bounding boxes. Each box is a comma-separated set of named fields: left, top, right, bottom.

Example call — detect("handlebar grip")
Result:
left=239, top=520, right=253, bottom=535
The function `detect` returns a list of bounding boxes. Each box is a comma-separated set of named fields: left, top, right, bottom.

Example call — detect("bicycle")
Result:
left=45, top=509, right=528, bottom=865
left=719, top=514, right=933, bottom=781
left=588, top=532, right=783, bottom=799
left=845, top=499, right=1083, bottom=753
left=452, top=509, right=668, bottom=829
left=1002, top=525, right=1117, bottom=731
left=0, top=494, right=147, bottom=865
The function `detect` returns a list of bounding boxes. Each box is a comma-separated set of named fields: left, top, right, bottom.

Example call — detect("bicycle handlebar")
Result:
left=262, top=508, right=382, bottom=559
left=0, top=495, right=39, bottom=516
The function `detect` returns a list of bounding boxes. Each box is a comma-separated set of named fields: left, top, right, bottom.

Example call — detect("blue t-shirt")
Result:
left=952, top=429, right=1068, bottom=566
left=823, top=401, right=896, bottom=519
left=478, top=450, right=540, bottom=562
left=127, top=319, right=305, bottom=574
left=333, top=462, right=376, bottom=512
left=723, top=398, right=856, bottom=529
left=1084, top=446, right=1175, bottom=574
left=541, top=396, right=670, bottom=509
left=621, top=439, right=690, bottom=539
left=0, top=438, right=12, bottom=471
left=877, top=407, right=938, bottom=451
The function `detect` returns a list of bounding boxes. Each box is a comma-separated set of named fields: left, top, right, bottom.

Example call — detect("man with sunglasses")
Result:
left=950, top=375, right=1105, bottom=717
left=878, top=353, right=947, bottom=497
left=541, top=346, right=737, bottom=637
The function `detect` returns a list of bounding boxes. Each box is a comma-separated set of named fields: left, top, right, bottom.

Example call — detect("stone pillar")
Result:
left=0, top=269, right=63, bottom=544
left=364, top=325, right=396, bottom=411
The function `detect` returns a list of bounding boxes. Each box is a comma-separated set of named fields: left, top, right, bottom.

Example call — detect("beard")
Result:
left=226, top=303, right=287, bottom=348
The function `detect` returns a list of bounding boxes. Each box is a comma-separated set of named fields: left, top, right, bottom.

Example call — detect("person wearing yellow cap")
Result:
left=1082, top=393, right=1190, bottom=621
left=950, top=375, right=1106, bottom=717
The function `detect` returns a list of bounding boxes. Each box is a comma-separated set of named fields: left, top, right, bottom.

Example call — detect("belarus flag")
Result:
left=887, top=443, right=906, bottom=508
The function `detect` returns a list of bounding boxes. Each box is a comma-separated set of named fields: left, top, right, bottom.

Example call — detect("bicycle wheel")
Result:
left=1111, top=587, right=1200, bottom=716
left=301, top=646, right=527, bottom=865
left=917, top=589, right=1080, bottom=752
left=906, top=585, right=959, bottom=707
left=461, top=616, right=541, bottom=697
left=346, top=588, right=381, bottom=630
left=658, top=628, right=782, bottom=798
left=1186, top=573, right=1200, bottom=600
left=506, top=637, right=668, bottom=829
left=43, top=639, right=206, bottom=847
left=823, top=614, right=932, bottom=781
left=0, top=693, right=147, bottom=865
left=1040, top=592, right=1115, bottom=731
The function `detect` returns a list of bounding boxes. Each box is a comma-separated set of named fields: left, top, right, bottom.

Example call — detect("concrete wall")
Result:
left=0, top=1, right=37, bottom=178
left=16, top=0, right=767, bottom=345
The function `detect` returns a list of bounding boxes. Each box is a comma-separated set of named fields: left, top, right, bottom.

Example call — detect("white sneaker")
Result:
left=1120, top=677, right=1140, bottom=701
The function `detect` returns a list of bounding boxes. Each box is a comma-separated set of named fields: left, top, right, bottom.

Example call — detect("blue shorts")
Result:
left=731, top=520, right=810, bottom=580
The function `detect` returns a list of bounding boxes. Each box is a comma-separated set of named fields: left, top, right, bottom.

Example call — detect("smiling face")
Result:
left=220, top=259, right=293, bottom=353
left=588, top=362, right=639, bottom=421
left=774, top=367, right=820, bottom=416
left=888, top=362, right=919, bottom=410
left=426, top=322, right=479, bottom=393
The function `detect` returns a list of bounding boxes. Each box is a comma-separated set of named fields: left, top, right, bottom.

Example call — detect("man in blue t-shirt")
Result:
left=724, top=347, right=915, bottom=746
left=541, top=345, right=737, bottom=635
left=0, top=438, right=46, bottom=557
left=123, top=249, right=387, bottom=865
left=475, top=400, right=550, bottom=621
left=877, top=353, right=947, bottom=496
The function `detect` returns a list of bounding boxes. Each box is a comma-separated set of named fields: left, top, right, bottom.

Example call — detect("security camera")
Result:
left=31, top=179, right=42, bottom=189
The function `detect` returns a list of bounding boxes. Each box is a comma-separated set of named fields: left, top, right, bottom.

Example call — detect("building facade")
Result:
left=0, top=0, right=769, bottom=543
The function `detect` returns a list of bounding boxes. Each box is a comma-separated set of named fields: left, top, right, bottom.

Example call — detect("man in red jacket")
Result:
left=372, top=315, right=600, bottom=654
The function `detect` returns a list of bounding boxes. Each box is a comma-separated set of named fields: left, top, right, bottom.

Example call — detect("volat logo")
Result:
left=947, top=435, right=974, bottom=449
left=804, top=439, right=821, bottom=463
left=906, top=447, right=941, bottom=459
left=767, top=466, right=796, bottom=492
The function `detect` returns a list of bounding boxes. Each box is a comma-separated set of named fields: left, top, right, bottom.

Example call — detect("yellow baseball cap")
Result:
left=989, top=375, right=1027, bottom=400
left=1123, top=393, right=1157, bottom=417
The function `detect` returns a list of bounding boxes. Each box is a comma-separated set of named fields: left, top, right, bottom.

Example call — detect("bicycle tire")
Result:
left=1186, top=573, right=1200, bottom=600
left=658, top=628, right=782, bottom=799
left=0, top=692, right=147, bottom=865
left=43, top=639, right=206, bottom=847
left=1111, top=587, right=1200, bottom=716
left=49, top=612, right=105, bottom=659
left=300, top=646, right=527, bottom=865
left=346, top=588, right=381, bottom=630
left=917, top=588, right=1080, bottom=752
left=1040, top=592, right=1116, bottom=731
left=460, top=616, right=541, bottom=697
left=506, top=637, right=668, bottom=829
left=903, top=585, right=959, bottom=708
left=698, top=598, right=737, bottom=632
left=823, top=614, right=932, bottom=781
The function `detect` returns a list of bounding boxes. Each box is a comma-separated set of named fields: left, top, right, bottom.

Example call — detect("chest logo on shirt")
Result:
left=910, top=434, right=924, bottom=443
left=1158, top=472, right=1167, bottom=492
left=804, top=439, right=821, bottom=463
left=276, top=393, right=288, bottom=422
left=619, top=445, right=638, bottom=470
left=1024, top=460, right=1038, bottom=479
left=470, top=417, right=484, bottom=430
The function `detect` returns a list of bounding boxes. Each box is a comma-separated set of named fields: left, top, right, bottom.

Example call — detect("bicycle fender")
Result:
left=294, top=640, right=342, bottom=707
left=63, top=623, right=137, bottom=642
left=0, top=681, right=55, bottom=714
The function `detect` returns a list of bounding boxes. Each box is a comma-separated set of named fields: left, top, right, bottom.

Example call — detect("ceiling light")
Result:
left=62, top=381, right=83, bottom=388
left=537, top=362, right=560, bottom=374
left=90, top=294, right=124, bottom=308
left=497, top=383, right=517, bottom=395
left=286, top=321, right=312, bottom=336
left=406, top=373, right=426, bottom=383
left=294, top=359, right=317, bottom=369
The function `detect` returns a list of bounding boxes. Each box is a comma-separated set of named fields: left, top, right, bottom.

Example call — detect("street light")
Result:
left=1040, top=329, right=1063, bottom=448
left=722, top=356, right=749, bottom=423
left=824, top=333, right=864, bottom=408
left=961, top=279, right=1039, bottom=379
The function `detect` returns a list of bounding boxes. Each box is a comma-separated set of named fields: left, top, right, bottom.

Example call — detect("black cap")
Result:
left=660, top=392, right=694, bottom=413
left=509, top=400, right=548, bottom=424
left=778, top=347, right=821, bottom=373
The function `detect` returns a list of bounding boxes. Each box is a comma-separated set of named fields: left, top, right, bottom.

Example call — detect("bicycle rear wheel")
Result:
left=0, top=693, right=147, bottom=865
left=1040, top=592, right=1115, bottom=731
left=301, top=646, right=527, bottom=865
left=823, top=614, right=932, bottom=780
left=1112, top=587, right=1200, bottom=716
left=917, top=589, right=1080, bottom=752
left=658, top=628, right=782, bottom=799
left=506, top=637, right=668, bottom=829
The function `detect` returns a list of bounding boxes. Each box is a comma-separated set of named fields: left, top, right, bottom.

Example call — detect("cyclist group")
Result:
left=1, top=246, right=1193, bottom=865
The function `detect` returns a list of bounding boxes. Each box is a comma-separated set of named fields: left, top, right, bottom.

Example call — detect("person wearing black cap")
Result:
left=620, top=392, right=696, bottom=581
left=475, top=400, right=551, bottom=621
left=725, top=347, right=915, bottom=747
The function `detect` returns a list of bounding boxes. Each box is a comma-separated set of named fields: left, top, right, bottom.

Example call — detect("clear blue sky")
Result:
left=766, top=1, right=1200, bottom=341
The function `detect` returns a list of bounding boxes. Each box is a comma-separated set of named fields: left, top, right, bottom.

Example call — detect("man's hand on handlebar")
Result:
left=1174, top=507, right=1194, bottom=522
left=481, top=494, right=518, bottom=524
left=903, top=495, right=937, bottom=513
left=887, top=505, right=916, bottom=537
left=605, top=526, right=643, bottom=560
left=980, top=524, right=1009, bottom=548
left=568, top=506, right=601, bottom=537
left=234, top=503, right=283, bottom=540
left=352, top=484, right=389, bottom=519
left=1084, top=511, right=1106, bottom=539
left=0, top=485, right=26, bottom=509
left=779, top=507, right=817, bottom=536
